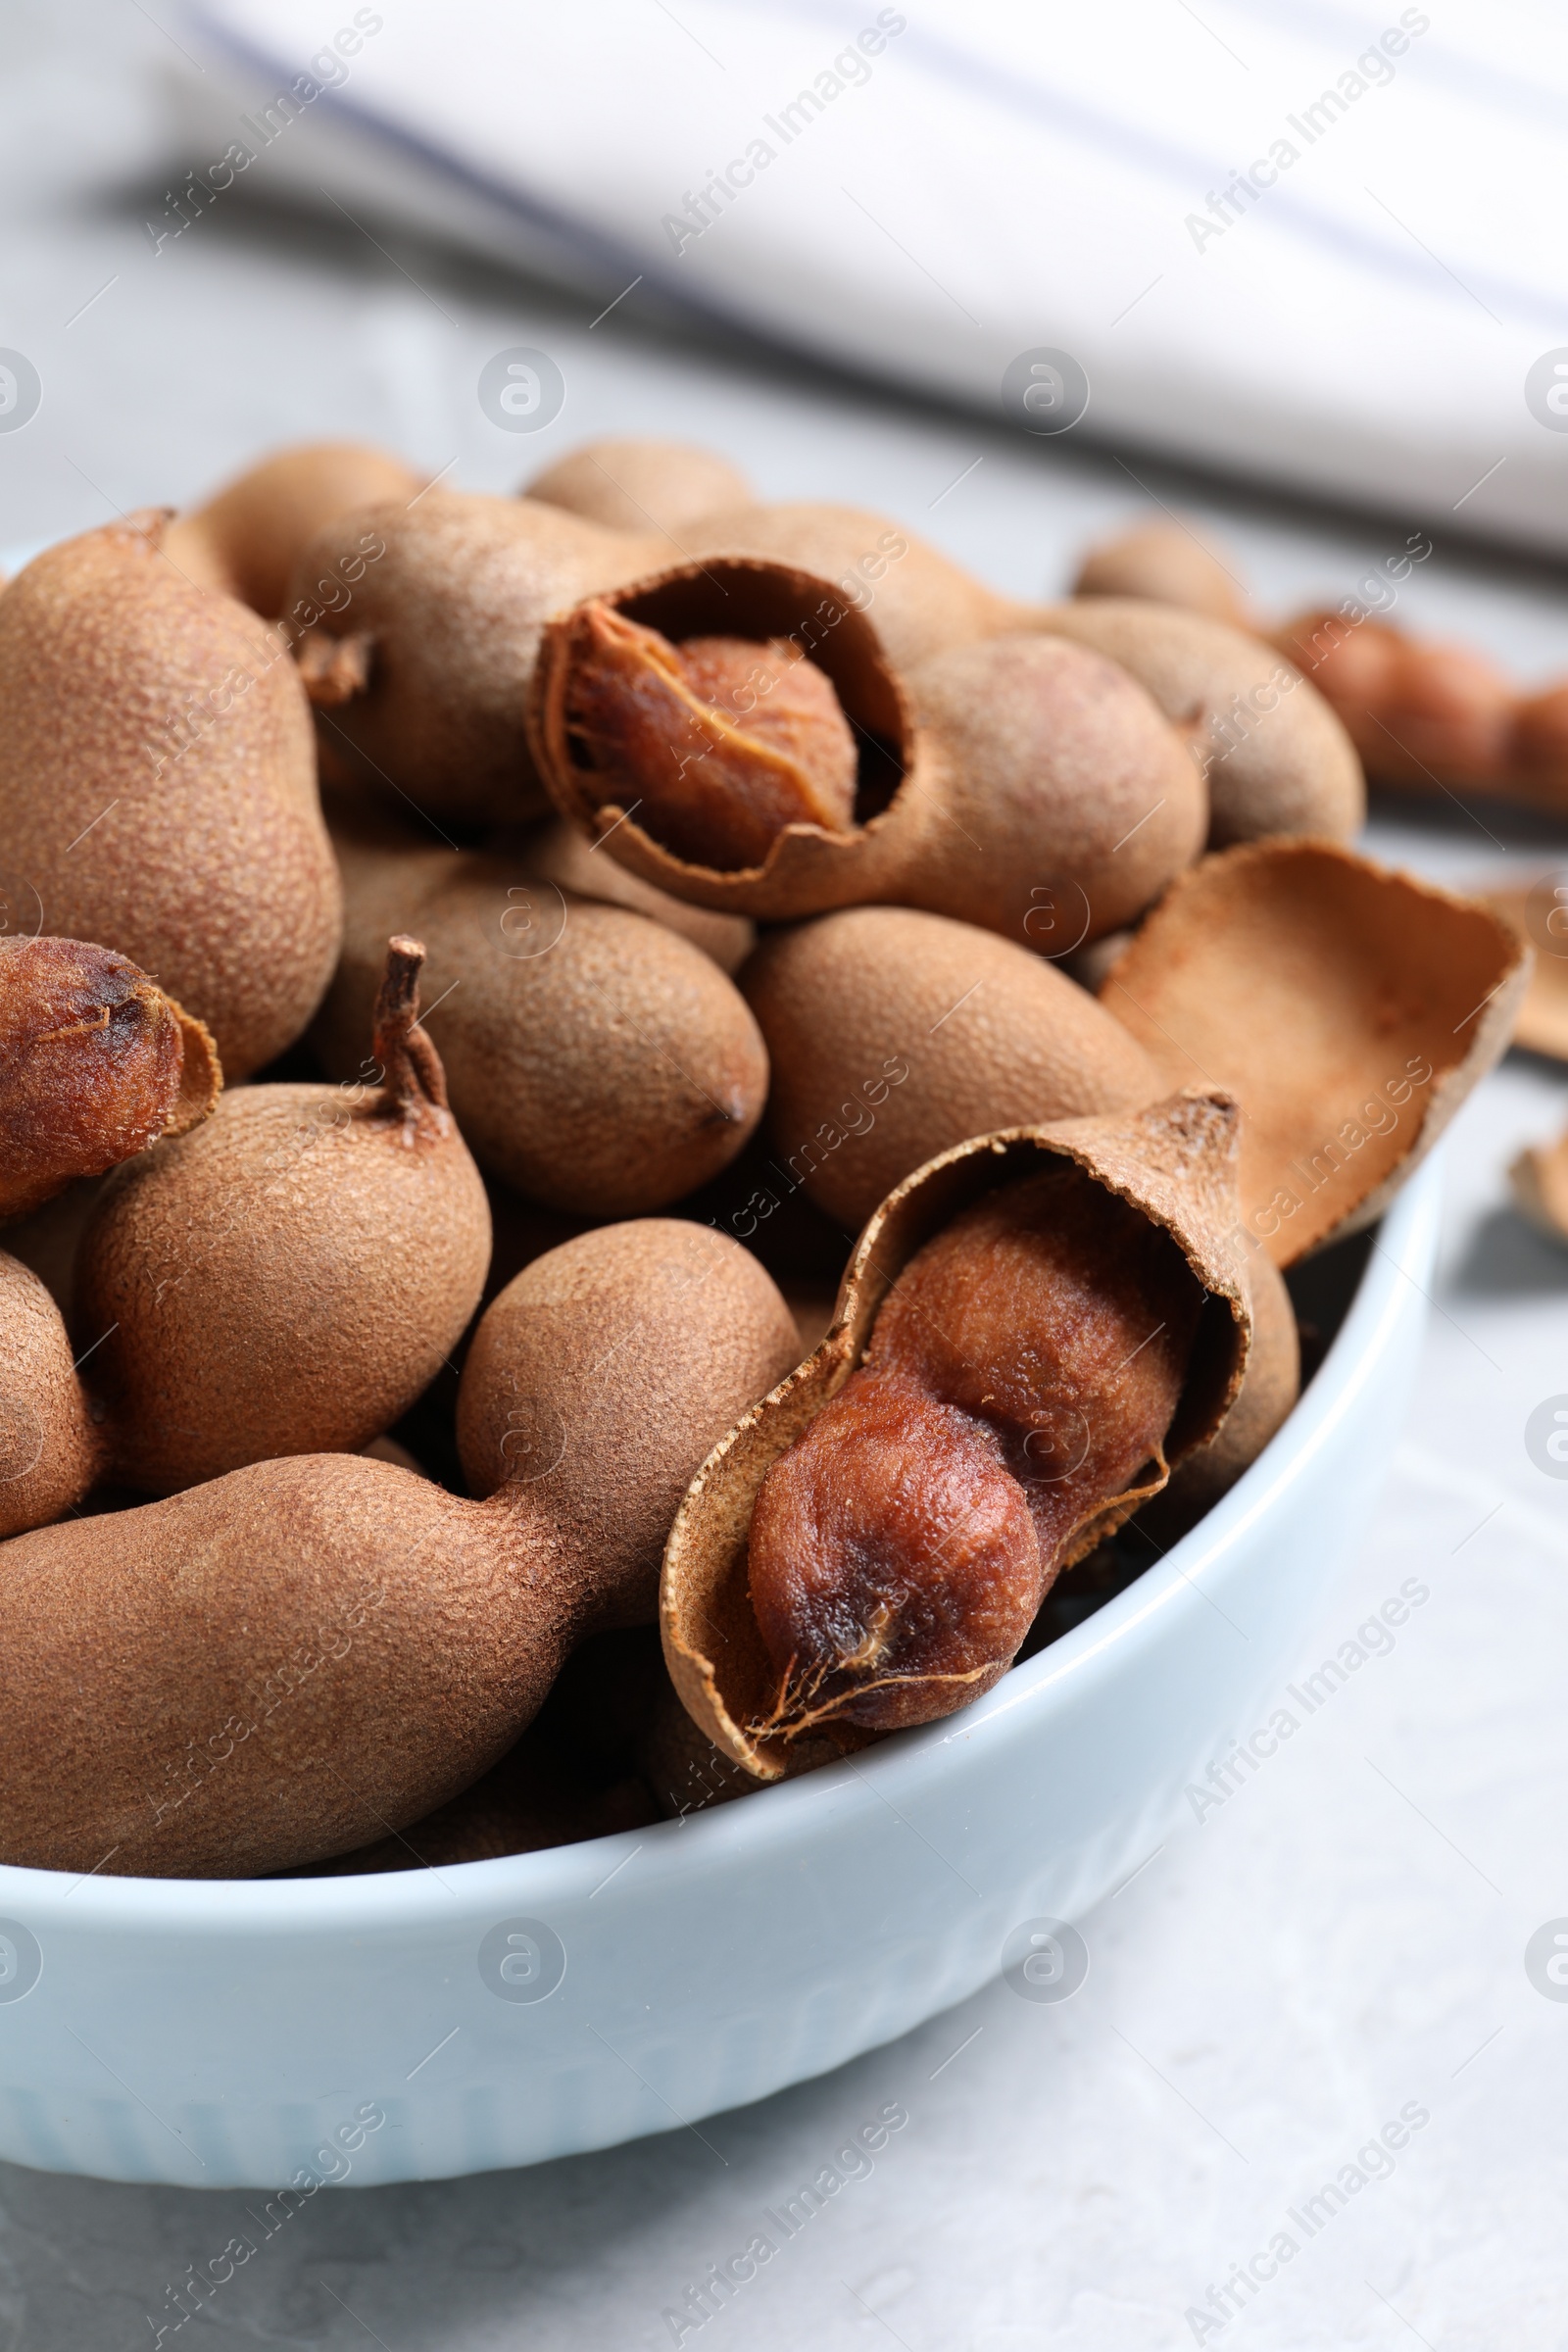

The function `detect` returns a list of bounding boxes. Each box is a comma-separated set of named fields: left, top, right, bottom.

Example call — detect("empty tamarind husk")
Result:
left=662, top=1088, right=1250, bottom=1780
left=1100, top=840, right=1528, bottom=1266
left=0, top=935, right=220, bottom=1222
left=1508, top=1125, right=1568, bottom=1246
left=1479, top=885, right=1568, bottom=1062
left=529, top=559, right=1204, bottom=940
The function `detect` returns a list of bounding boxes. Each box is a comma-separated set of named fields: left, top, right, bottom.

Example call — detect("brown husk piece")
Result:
left=1137, top=1247, right=1299, bottom=1542
left=1509, top=1130, right=1568, bottom=1244
left=529, top=557, right=1203, bottom=940
left=661, top=1089, right=1250, bottom=1779
left=1101, top=840, right=1528, bottom=1266
left=1481, top=888, right=1568, bottom=1061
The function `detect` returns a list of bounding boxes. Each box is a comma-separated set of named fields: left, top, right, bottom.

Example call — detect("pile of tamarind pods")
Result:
left=0, top=437, right=1529, bottom=1877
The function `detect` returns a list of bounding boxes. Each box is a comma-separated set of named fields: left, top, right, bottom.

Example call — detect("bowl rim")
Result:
left=0, top=1152, right=1442, bottom=1938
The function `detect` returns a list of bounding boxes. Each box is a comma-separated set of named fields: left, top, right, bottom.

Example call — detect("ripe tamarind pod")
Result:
left=1100, top=840, right=1528, bottom=1265
left=284, top=491, right=667, bottom=826
left=1039, top=597, right=1364, bottom=847
left=1074, top=517, right=1255, bottom=630
left=662, top=1089, right=1250, bottom=1778
left=162, top=441, right=423, bottom=617
left=0, top=936, right=220, bottom=1222
left=529, top=560, right=1204, bottom=936
left=313, top=811, right=769, bottom=1215
left=0, top=1251, right=99, bottom=1541
left=518, top=814, right=755, bottom=973
left=70, top=936, right=490, bottom=1495
left=524, top=437, right=754, bottom=539
left=0, top=1219, right=801, bottom=1877
left=0, top=513, right=341, bottom=1077
left=739, top=906, right=1162, bottom=1228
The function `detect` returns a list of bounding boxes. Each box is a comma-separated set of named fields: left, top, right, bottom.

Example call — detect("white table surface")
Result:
left=6, top=11, right=1568, bottom=2348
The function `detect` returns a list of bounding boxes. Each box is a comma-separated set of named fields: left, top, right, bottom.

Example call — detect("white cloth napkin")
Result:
left=173, top=0, right=1568, bottom=552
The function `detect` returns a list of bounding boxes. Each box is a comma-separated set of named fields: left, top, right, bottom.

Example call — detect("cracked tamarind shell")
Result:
left=662, top=1088, right=1250, bottom=1781
left=0, top=1219, right=801, bottom=1878
left=1100, top=839, right=1528, bottom=1266
left=312, top=808, right=769, bottom=1215
left=1136, top=1246, right=1299, bottom=1543
left=0, top=935, right=220, bottom=1222
left=526, top=439, right=1027, bottom=670
left=162, top=441, right=423, bottom=618
left=0, top=512, right=341, bottom=1077
left=528, top=558, right=1205, bottom=937
left=1039, top=596, right=1364, bottom=848
left=73, top=937, right=490, bottom=1495
left=739, top=905, right=1163, bottom=1229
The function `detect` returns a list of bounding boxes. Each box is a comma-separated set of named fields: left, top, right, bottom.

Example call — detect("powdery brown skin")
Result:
left=0, top=936, right=220, bottom=1222
left=0, top=1251, right=100, bottom=1539
left=163, top=442, right=423, bottom=617
left=1040, top=597, right=1364, bottom=848
left=525, top=439, right=754, bottom=538
left=1074, top=519, right=1253, bottom=630
left=521, top=815, right=755, bottom=973
left=71, top=936, right=489, bottom=1494
left=285, top=491, right=665, bottom=825
left=0, top=515, right=341, bottom=1077
left=0, top=1220, right=801, bottom=1877
left=458, top=1219, right=804, bottom=1626
left=741, top=906, right=1163, bottom=1228
left=314, top=815, right=770, bottom=1216
left=560, top=608, right=858, bottom=869
left=747, top=1166, right=1203, bottom=1733
left=75, top=1084, right=490, bottom=1494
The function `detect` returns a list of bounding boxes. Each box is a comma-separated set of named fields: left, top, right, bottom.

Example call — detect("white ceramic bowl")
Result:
left=0, top=1157, right=1441, bottom=2188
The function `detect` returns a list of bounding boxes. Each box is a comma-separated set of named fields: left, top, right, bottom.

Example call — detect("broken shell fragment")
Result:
left=661, top=1089, right=1250, bottom=1779
left=1100, top=840, right=1528, bottom=1265
left=0, top=936, right=220, bottom=1222
left=1509, top=1127, right=1568, bottom=1245
left=530, top=560, right=1204, bottom=940
left=1480, top=885, right=1568, bottom=1062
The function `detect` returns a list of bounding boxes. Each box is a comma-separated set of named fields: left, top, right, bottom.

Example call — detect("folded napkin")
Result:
left=175, top=0, right=1568, bottom=551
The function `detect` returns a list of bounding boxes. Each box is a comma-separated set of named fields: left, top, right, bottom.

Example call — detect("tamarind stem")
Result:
left=370, top=935, right=451, bottom=1130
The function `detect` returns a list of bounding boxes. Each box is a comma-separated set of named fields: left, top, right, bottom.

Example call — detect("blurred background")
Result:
left=5, top=4, right=1568, bottom=2346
